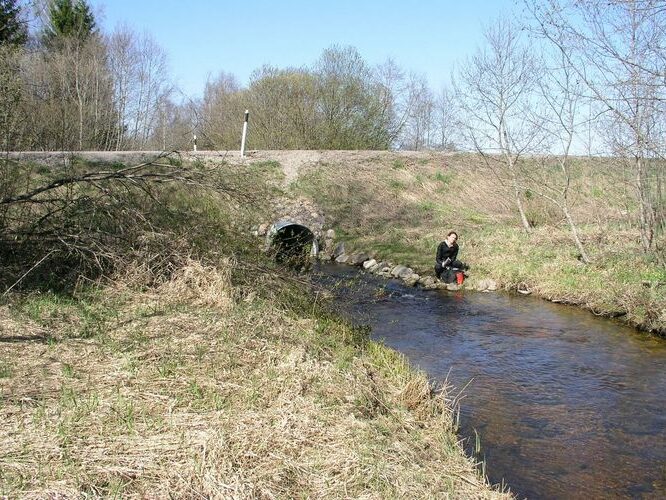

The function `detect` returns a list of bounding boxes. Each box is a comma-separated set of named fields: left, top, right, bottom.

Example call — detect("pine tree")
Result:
left=43, top=0, right=96, bottom=45
left=0, top=0, right=27, bottom=46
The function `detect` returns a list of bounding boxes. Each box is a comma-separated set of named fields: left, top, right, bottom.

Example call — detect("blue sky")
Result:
left=94, top=0, right=520, bottom=99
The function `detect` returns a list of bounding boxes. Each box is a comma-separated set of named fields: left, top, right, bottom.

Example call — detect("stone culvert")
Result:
left=258, top=198, right=325, bottom=262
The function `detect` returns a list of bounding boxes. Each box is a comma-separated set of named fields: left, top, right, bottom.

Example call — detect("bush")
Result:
left=0, top=153, right=269, bottom=294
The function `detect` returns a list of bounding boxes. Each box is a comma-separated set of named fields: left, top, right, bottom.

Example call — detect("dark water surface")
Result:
left=311, top=263, right=666, bottom=499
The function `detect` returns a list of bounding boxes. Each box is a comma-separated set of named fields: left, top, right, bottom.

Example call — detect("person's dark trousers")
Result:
left=435, top=260, right=466, bottom=279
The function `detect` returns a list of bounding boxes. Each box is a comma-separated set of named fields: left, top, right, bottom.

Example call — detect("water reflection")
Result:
left=312, top=263, right=666, bottom=499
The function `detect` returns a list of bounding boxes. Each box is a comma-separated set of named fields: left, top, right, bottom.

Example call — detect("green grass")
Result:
left=389, top=179, right=406, bottom=191
left=248, top=160, right=286, bottom=183
left=392, top=159, right=406, bottom=170
left=0, top=361, right=12, bottom=378
left=15, top=291, right=116, bottom=339
left=591, top=186, right=604, bottom=198
left=418, top=200, right=437, bottom=213
left=434, top=170, right=453, bottom=184
left=457, top=206, right=490, bottom=225
left=61, top=363, right=76, bottom=378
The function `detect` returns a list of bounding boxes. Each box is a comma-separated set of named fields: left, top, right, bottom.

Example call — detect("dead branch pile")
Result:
left=0, top=152, right=254, bottom=293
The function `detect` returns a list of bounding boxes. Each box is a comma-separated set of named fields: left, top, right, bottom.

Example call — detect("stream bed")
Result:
left=311, top=262, right=666, bottom=499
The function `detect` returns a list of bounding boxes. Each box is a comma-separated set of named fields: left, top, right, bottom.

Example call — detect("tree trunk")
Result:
left=562, top=202, right=590, bottom=263
left=636, top=156, right=654, bottom=252
left=513, top=176, right=532, bottom=232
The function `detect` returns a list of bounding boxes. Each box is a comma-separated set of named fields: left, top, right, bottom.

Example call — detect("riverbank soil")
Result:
left=260, top=150, right=664, bottom=335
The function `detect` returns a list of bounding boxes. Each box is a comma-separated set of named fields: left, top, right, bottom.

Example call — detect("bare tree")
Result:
left=196, top=49, right=411, bottom=151
left=107, top=26, right=137, bottom=150
left=16, top=35, right=116, bottom=151
left=433, top=86, right=458, bottom=151
left=527, top=0, right=665, bottom=256
left=108, top=28, right=173, bottom=150
left=0, top=45, right=24, bottom=153
left=25, top=0, right=117, bottom=150
left=531, top=45, right=592, bottom=262
left=454, top=17, right=545, bottom=231
left=400, top=74, right=435, bottom=150
left=373, top=58, right=414, bottom=147
left=68, top=37, right=115, bottom=150
left=148, top=94, right=193, bottom=151
left=247, top=65, right=319, bottom=149
left=314, top=45, right=391, bottom=149
left=198, top=70, right=244, bottom=149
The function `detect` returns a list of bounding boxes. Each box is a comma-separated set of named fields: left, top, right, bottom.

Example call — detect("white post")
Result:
left=240, top=109, right=249, bottom=157
left=193, top=134, right=197, bottom=152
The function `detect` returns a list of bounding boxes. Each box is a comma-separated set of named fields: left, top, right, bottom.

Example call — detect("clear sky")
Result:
left=93, top=0, right=521, bottom=100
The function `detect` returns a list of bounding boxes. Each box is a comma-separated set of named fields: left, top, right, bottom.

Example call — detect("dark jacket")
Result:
left=436, top=241, right=458, bottom=267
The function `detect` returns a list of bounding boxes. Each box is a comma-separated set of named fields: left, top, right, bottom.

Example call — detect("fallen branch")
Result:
left=2, top=249, right=56, bottom=296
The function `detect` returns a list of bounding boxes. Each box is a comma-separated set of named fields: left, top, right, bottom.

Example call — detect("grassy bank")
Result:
left=0, top=155, right=506, bottom=497
left=287, top=151, right=665, bottom=335
left=0, top=261, right=507, bottom=498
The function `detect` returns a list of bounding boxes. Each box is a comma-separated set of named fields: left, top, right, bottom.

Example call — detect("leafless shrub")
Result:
left=0, top=152, right=254, bottom=293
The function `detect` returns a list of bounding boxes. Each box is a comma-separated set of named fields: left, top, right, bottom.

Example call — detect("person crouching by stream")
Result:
left=435, top=231, right=468, bottom=283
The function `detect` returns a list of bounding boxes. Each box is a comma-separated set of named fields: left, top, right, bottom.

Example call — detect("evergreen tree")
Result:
left=0, top=0, right=27, bottom=46
left=43, top=0, right=96, bottom=45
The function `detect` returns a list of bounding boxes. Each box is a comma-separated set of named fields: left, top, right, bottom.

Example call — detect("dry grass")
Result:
left=0, top=262, right=509, bottom=498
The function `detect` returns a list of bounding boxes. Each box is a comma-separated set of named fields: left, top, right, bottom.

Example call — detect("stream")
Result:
left=311, top=262, right=666, bottom=499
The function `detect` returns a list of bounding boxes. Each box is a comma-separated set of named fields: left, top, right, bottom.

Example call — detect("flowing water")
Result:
left=311, top=263, right=666, bottom=499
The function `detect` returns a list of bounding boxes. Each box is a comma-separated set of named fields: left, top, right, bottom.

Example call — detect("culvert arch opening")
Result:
left=267, top=221, right=319, bottom=265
